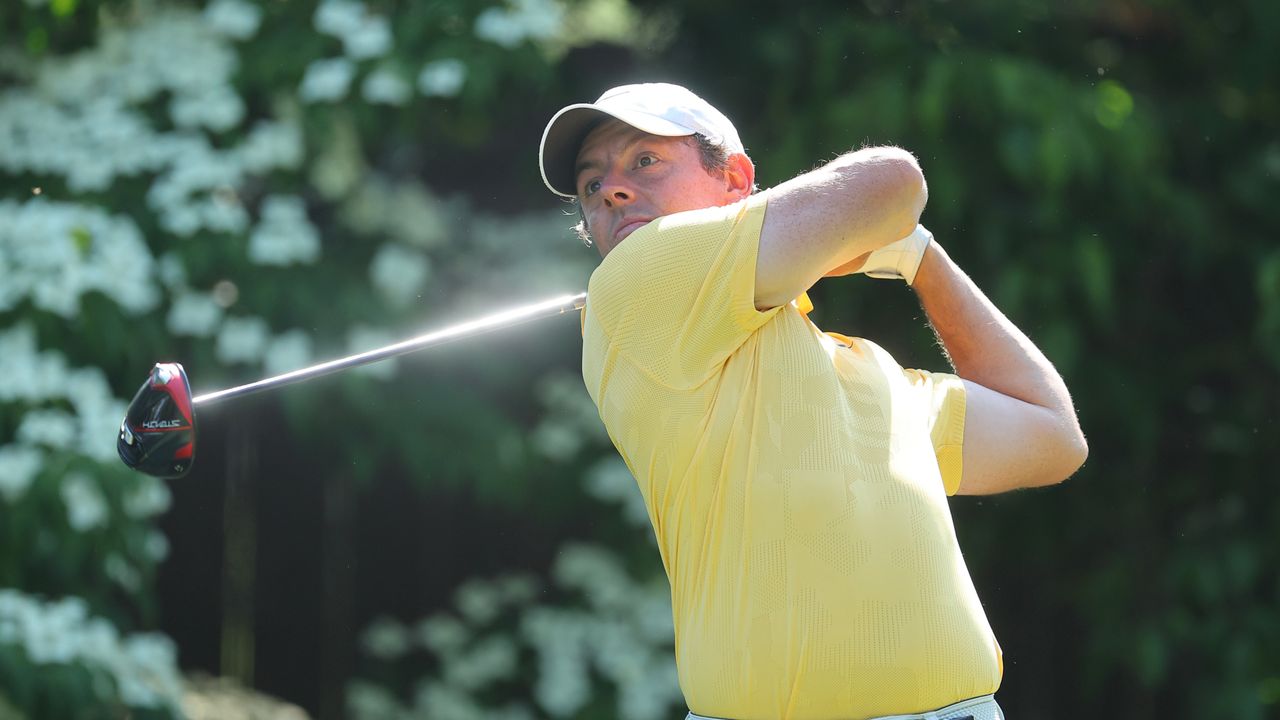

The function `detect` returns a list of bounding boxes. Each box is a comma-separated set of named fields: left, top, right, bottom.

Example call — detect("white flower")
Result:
left=346, top=681, right=404, bottom=719
left=203, top=0, right=263, bottom=40
left=618, top=661, right=681, bottom=720
left=454, top=580, right=502, bottom=626
left=169, top=84, right=246, bottom=131
left=201, top=189, right=251, bottom=234
left=474, top=10, right=524, bottom=48
left=300, top=57, right=355, bottom=102
left=417, top=616, right=468, bottom=653
left=315, top=0, right=365, bottom=37
left=475, top=0, right=564, bottom=48
left=78, top=617, right=121, bottom=663
left=60, top=472, right=108, bottom=532
left=157, top=253, right=188, bottom=290
left=23, top=597, right=85, bottom=664
left=124, top=633, right=179, bottom=673
left=16, top=409, right=78, bottom=450
left=31, top=348, right=71, bottom=403
left=553, top=544, right=631, bottom=609
left=341, top=177, right=448, bottom=247
left=0, top=591, right=183, bottom=710
left=74, top=392, right=128, bottom=463
left=0, top=445, right=42, bottom=502
left=63, top=366, right=113, bottom=406
left=362, top=68, right=411, bottom=105
left=0, top=199, right=160, bottom=318
left=216, top=316, right=271, bottom=364
left=444, top=636, right=519, bottom=690
left=119, top=634, right=185, bottom=710
left=361, top=617, right=411, bottom=659
left=524, top=611, right=590, bottom=717
left=161, top=206, right=200, bottom=236
left=144, top=531, right=170, bottom=562
left=343, top=15, right=392, bottom=59
left=414, top=681, right=486, bottom=720
left=496, top=575, right=538, bottom=604
left=45, top=596, right=89, bottom=630
left=417, top=59, right=467, bottom=97
left=530, top=420, right=580, bottom=461
left=117, top=675, right=158, bottom=708
left=146, top=145, right=246, bottom=237
left=630, top=589, right=675, bottom=643
left=314, top=0, right=392, bottom=58
left=106, top=554, right=141, bottom=592
left=249, top=195, right=321, bottom=266
left=264, top=330, right=314, bottom=376
left=167, top=291, right=224, bottom=337
left=124, top=479, right=172, bottom=519
left=584, top=457, right=648, bottom=527
left=238, top=120, right=305, bottom=173
left=0, top=325, right=40, bottom=402
left=369, top=243, right=430, bottom=307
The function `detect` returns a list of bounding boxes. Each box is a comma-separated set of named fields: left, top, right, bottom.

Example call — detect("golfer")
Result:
left=538, top=83, right=1086, bottom=720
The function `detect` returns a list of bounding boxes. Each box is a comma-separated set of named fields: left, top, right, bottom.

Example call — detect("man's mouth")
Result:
left=614, top=218, right=651, bottom=242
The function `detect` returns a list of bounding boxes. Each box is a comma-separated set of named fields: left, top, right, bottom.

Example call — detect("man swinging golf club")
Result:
left=539, top=83, right=1087, bottom=720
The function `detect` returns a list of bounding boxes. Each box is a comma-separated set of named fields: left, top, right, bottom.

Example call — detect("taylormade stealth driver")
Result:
left=118, top=292, right=586, bottom=479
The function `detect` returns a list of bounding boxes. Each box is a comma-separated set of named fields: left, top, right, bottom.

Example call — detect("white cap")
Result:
left=538, top=82, right=745, bottom=198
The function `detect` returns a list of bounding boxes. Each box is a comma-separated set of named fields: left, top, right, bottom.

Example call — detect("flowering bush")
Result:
left=1, top=0, right=665, bottom=715
left=347, top=544, right=682, bottom=720
left=0, top=592, right=183, bottom=719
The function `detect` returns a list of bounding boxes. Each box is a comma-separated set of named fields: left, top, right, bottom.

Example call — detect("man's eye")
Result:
left=584, top=179, right=602, bottom=196
left=637, top=155, right=656, bottom=168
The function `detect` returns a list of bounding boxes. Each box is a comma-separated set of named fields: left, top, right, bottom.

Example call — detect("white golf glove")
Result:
left=859, top=224, right=933, bottom=286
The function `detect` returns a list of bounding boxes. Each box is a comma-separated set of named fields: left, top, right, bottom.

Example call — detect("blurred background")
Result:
left=1, top=0, right=1277, bottom=718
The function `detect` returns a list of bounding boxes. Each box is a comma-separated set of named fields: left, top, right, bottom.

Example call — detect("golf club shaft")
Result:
left=192, top=292, right=587, bottom=405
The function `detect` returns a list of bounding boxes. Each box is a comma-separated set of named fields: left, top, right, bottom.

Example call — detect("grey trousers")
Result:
left=685, top=693, right=1005, bottom=720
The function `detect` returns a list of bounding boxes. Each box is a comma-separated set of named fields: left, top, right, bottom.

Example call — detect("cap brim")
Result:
left=538, top=103, right=698, bottom=198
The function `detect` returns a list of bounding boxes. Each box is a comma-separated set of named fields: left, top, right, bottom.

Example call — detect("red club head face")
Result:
left=117, top=363, right=196, bottom=479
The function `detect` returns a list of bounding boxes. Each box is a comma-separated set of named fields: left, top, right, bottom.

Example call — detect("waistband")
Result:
left=686, top=693, right=1003, bottom=720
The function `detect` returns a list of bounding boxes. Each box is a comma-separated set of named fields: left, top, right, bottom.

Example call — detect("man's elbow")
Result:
left=837, top=146, right=927, bottom=238
left=882, top=150, right=927, bottom=238
left=1045, top=427, right=1089, bottom=486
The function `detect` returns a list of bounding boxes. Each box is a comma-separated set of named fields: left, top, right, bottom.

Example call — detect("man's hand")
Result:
left=856, top=225, right=932, bottom=284
left=823, top=225, right=933, bottom=282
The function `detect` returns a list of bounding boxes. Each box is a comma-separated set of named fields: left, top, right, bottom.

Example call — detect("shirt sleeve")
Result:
left=901, top=368, right=968, bottom=495
left=585, top=193, right=780, bottom=389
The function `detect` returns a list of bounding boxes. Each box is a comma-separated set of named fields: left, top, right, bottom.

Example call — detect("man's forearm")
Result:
left=913, top=243, right=1069, bottom=411
left=912, top=240, right=1088, bottom=489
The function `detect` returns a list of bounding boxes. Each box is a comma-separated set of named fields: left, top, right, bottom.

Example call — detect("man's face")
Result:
left=574, top=119, right=751, bottom=258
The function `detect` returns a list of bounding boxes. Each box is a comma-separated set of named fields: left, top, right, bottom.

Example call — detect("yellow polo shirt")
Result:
left=581, top=194, right=1002, bottom=720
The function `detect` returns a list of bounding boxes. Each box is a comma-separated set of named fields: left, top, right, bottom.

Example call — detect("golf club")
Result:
left=117, top=292, right=587, bottom=479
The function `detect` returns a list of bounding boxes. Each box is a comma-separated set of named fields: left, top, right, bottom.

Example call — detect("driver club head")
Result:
left=118, top=362, right=196, bottom=479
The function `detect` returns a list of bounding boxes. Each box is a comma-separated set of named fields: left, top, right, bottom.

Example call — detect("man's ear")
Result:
left=724, top=153, right=755, bottom=199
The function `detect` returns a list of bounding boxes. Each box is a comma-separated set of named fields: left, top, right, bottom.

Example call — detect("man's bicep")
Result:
left=955, top=380, right=1075, bottom=495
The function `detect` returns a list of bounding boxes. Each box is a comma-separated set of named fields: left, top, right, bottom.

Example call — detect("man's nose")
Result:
left=599, top=176, right=635, bottom=207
